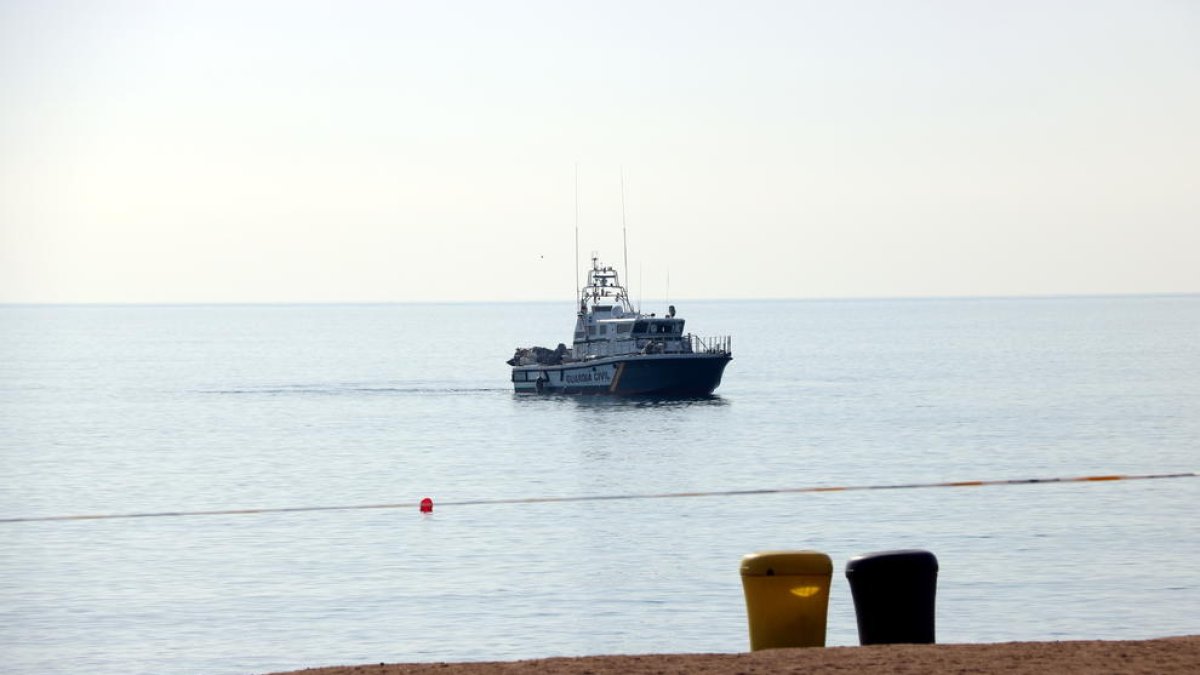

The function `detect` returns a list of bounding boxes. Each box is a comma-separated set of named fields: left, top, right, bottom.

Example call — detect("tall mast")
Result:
left=574, top=163, right=580, bottom=309
left=620, top=167, right=629, bottom=291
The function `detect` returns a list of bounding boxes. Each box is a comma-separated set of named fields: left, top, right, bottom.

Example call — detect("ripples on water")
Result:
left=1, top=298, right=1198, bottom=674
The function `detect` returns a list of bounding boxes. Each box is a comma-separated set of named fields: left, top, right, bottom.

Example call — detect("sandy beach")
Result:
left=271, top=635, right=1199, bottom=674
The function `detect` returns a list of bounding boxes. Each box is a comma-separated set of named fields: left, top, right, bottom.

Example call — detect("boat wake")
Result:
left=201, top=383, right=506, bottom=397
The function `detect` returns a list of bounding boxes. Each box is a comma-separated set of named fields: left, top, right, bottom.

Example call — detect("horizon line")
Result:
left=1, top=291, right=1198, bottom=308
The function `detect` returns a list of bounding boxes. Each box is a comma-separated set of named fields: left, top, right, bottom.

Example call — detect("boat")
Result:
left=508, top=256, right=732, bottom=396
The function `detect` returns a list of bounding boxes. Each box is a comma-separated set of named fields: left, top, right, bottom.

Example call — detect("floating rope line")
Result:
left=1, top=471, right=1195, bottom=524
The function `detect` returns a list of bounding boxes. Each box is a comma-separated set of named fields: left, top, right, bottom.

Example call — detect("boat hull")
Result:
left=512, top=353, right=731, bottom=396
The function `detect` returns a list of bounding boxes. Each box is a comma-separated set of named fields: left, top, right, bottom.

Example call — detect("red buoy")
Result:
left=419, top=497, right=433, bottom=514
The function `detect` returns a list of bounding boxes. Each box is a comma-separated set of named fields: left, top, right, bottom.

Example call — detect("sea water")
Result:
left=1, top=297, right=1197, bottom=674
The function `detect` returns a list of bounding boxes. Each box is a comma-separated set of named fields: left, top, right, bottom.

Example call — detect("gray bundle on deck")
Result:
left=506, top=343, right=570, bottom=366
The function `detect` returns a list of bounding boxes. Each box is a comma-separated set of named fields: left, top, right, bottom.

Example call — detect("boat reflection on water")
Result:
left=512, top=391, right=730, bottom=411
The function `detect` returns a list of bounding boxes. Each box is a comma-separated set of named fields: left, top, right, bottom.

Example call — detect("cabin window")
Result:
left=633, top=320, right=684, bottom=335
left=588, top=325, right=597, bottom=336
left=617, top=323, right=632, bottom=334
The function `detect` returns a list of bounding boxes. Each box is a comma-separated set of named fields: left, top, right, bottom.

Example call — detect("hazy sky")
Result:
left=2, top=0, right=1197, bottom=303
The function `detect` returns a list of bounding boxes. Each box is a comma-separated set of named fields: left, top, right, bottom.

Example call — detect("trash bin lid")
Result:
left=740, top=551, right=833, bottom=577
left=845, top=549, right=938, bottom=576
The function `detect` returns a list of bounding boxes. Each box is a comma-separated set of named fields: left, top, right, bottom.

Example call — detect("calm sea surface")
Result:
left=1, top=297, right=1198, bottom=674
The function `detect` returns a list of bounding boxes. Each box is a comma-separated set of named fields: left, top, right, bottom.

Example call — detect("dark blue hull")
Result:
left=607, top=353, right=731, bottom=396
left=512, top=353, right=731, bottom=396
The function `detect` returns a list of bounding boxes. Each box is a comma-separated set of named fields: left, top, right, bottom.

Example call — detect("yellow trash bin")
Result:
left=740, top=550, right=833, bottom=650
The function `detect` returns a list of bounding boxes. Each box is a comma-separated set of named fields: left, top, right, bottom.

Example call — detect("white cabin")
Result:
left=571, top=257, right=695, bottom=359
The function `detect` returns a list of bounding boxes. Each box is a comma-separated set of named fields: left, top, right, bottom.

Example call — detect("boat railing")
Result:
left=687, top=334, right=732, bottom=355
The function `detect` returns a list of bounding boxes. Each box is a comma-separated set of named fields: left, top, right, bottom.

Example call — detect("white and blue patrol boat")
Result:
left=508, top=257, right=732, bottom=396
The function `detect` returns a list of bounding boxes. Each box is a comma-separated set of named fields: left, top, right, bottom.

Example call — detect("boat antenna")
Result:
left=620, top=166, right=629, bottom=296
left=574, top=163, right=580, bottom=310
left=638, top=263, right=643, bottom=314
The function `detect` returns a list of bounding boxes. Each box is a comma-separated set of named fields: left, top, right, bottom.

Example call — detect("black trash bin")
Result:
left=844, top=549, right=938, bottom=645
